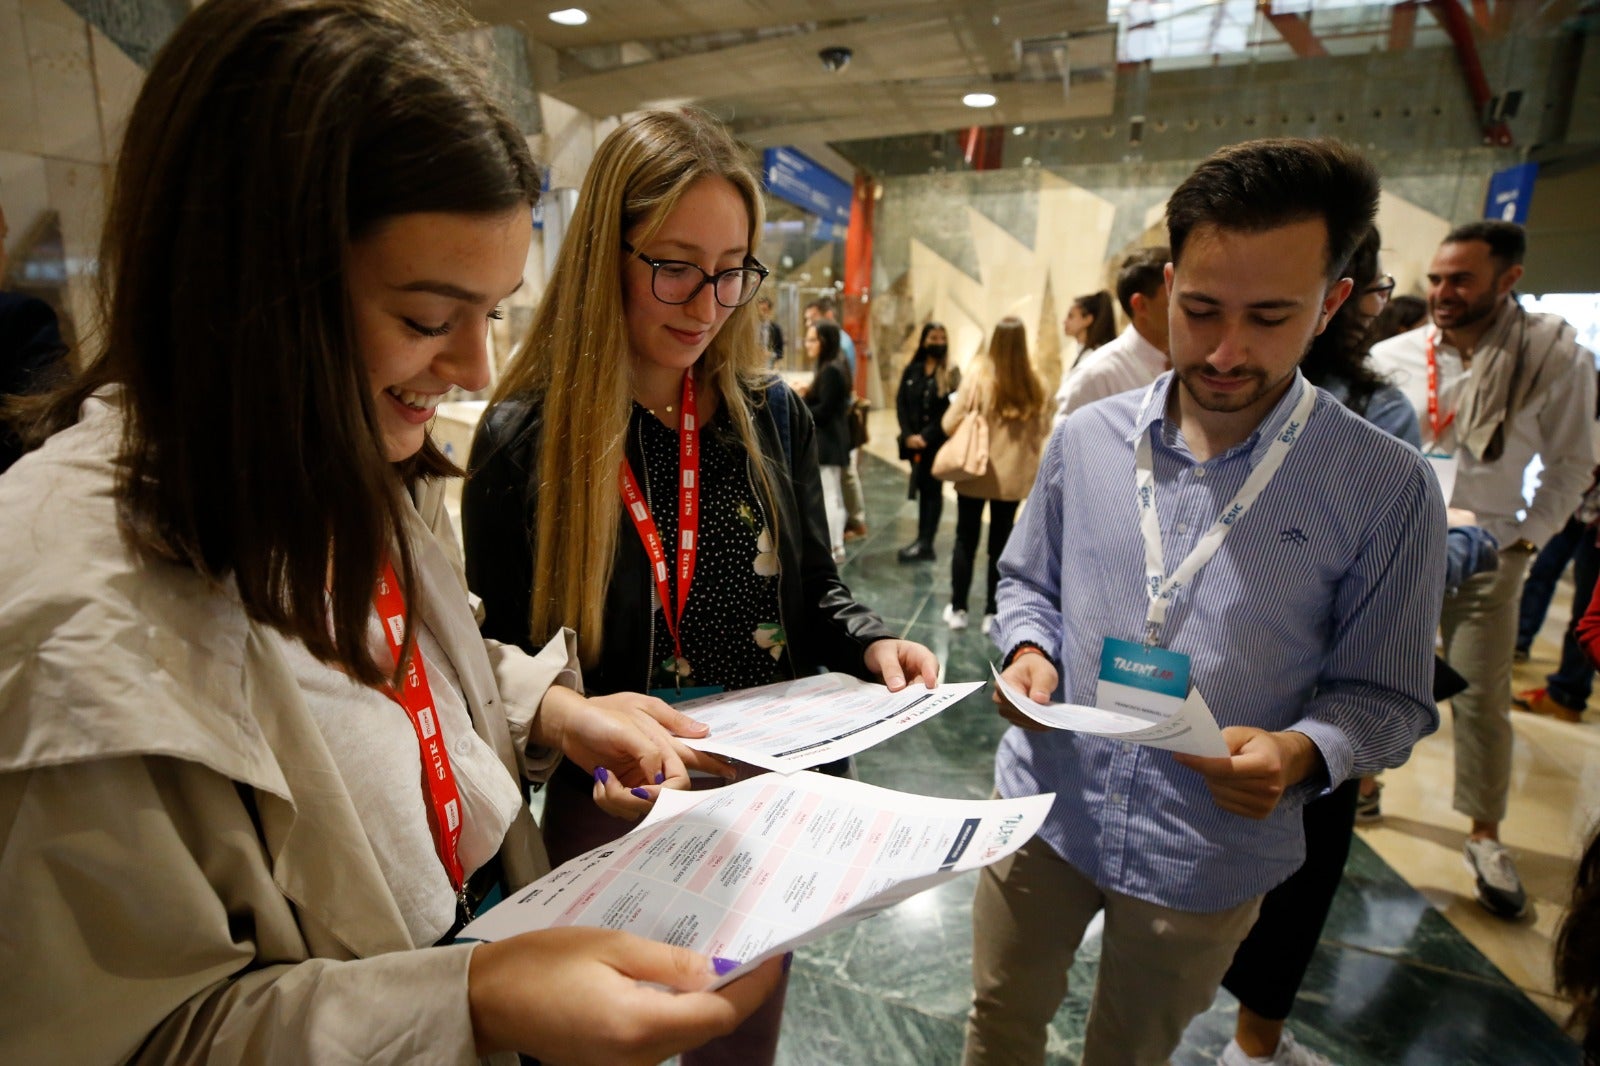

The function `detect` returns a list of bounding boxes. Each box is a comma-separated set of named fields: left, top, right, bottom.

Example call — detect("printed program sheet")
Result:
left=673, top=674, right=984, bottom=772
left=992, top=665, right=1229, bottom=757
left=458, top=771, right=1053, bottom=985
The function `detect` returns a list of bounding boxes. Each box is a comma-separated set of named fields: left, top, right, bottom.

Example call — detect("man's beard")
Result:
left=1431, top=286, right=1501, bottom=331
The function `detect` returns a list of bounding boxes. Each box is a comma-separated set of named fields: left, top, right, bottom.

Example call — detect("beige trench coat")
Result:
left=940, top=374, right=1052, bottom=501
left=0, top=401, right=572, bottom=1064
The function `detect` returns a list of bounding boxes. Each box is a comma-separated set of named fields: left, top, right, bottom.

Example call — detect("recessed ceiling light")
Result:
left=1012, top=125, right=1026, bottom=135
left=964, top=92, right=997, bottom=108
left=548, top=7, right=588, bottom=25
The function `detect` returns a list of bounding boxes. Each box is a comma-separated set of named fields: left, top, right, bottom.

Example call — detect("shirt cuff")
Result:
left=1284, top=717, right=1351, bottom=803
left=485, top=628, right=584, bottom=781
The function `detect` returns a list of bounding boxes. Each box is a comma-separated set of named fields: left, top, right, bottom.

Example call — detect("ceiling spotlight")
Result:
left=818, top=46, right=853, bottom=72
left=964, top=92, right=997, bottom=108
left=548, top=7, right=588, bottom=25
left=1012, top=125, right=1026, bottom=135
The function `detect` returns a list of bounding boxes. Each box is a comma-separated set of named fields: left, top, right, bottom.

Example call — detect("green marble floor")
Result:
left=773, top=452, right=1581, bottom=1066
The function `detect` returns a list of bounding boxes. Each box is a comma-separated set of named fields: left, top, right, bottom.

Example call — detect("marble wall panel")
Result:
left=16, top=0, right=102, bottom=164
left=874, top=152, right=1468, bottom=400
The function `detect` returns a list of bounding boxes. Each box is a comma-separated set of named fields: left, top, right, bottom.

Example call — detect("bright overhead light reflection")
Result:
left=548, top=7, right=588, bottom=25
left=963, top=92, right=997, bottom=108
left=1012, top=125, right=1026, bottom=135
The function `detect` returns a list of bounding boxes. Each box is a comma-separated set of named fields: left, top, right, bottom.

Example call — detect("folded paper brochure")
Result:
left=459, top=771, right=1053, bottom=986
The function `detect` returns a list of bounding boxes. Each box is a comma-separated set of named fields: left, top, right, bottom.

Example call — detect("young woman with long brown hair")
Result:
left=463, top=107, right=937, bottom=1066
left=938, top=317, right=1050, bottom=633
left=0, top=2, right=779, bottom=1061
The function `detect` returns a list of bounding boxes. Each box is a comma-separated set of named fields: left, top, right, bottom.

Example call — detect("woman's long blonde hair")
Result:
left=493, top=108, right=780, bottom=666
left=977, top=317, right=1047, bottom=421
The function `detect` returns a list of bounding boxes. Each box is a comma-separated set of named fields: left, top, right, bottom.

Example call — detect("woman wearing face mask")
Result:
left=895, top=322, right=960, bottom=562
left=0, top=3, right=781, bottom=1062
left=463, top=107, right=938, bottom=1066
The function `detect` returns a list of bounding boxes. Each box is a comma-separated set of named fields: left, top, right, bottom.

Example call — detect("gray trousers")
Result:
left=964, top=835, right=1262, bottom=1066
left=1441, top=547, right=1533, bottom=824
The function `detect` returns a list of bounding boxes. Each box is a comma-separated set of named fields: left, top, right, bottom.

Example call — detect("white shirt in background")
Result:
left=1055, top=325, right=1169, bottom=422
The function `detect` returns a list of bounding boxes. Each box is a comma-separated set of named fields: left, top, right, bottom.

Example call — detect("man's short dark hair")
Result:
left=1115, top=246, right=1169, bottom=317
left=1444, top=219, right=1526, bottom=269
left=806, top=295, right=838, bottom=317
left=1166, top=138, right=1380, bottom=284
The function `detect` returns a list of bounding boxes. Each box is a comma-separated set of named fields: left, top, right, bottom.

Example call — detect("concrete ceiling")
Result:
left=463, top=1, right=1120, bottom=176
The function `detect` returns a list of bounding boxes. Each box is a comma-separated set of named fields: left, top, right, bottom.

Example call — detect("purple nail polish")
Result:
left=594, top=766, right=609, bottom=785
left=712, top=956, right=741, bottom=976
left=655, top=771, right=666, bottom=785
left=631, top=786, right=650, bottom=799
left=782, top=951, right=794, bottom=974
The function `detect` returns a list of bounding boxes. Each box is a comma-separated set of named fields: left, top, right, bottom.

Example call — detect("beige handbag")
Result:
left=932, top=407, right=990, bottom=481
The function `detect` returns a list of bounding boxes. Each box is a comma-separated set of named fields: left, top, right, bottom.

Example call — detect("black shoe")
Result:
left=897, top=541, right=936, bottom=563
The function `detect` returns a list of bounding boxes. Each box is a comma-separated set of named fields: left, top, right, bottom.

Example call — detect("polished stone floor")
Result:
left=769, top=446, right=1584, bottom=1066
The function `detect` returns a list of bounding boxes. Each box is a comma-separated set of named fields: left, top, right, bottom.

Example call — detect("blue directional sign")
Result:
left=763, top=147, right=853, bottom=230
left=1484, top=162, right=1538, bottom=224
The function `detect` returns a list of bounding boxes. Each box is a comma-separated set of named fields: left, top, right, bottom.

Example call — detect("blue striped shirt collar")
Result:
left=1129, top=370, right=1314, bottom=465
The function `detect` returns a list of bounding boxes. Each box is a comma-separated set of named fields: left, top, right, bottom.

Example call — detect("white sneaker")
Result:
left=1218, top=1030, right=1334, bottom=1066
left=981, top=613, right=996, bottom=635
left=1463, top=837, right=1528, bottom=918
left=942, top=604, right=969, bottom=631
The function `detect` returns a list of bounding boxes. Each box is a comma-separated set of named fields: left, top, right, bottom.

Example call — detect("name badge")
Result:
left=1095, top=637, right=1191, bottom=723
left=649, top=684, right=726, bottom=705
left=1424, top=452, right=1458, bottom=505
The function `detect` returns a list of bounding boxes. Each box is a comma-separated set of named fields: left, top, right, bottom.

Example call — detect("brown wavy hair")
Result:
left=22, top=0, right=538, bottom=686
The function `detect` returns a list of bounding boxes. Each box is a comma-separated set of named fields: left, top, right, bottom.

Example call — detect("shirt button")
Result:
left=455, top=736, right=472, bottom=756
left=1176, top=523, right=1188, bottom=534
left=1194, top=466, right=1206, bottom=478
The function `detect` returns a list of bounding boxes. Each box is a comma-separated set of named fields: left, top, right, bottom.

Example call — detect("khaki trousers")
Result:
left=964, top=835, right=1262, bottom=1066
left=1440, top=548, right=1532, bottom=825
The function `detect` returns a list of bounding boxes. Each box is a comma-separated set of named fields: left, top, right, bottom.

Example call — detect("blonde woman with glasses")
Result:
left=464, top=108, right=937, bottom=1066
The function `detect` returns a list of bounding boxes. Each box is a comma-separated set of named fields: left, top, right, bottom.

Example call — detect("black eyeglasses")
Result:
left=1363, top=274, right=1396, bottom=300
left=622, top=241, right=769, bottom=308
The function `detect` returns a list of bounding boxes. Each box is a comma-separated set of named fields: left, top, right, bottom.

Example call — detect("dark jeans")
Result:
left=1549, top=526, right=1600, bottom=709
left=1516, top=516, right=1587, bottom=653
left=1221, top=779, right=1359, bottom=1021
left=950, top=495, right=1019, bottom=614
left=909, top=463, right=944, bottom=548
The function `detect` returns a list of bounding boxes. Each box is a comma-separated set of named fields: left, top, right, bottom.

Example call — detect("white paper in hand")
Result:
left=674, top=673, right=982, bottom=773
left=991, top=664, right=1228, bottom=757
left=458, top=771, right=1053, bottom=987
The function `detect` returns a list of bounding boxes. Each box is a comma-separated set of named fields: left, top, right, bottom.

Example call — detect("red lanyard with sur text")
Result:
left=619, top=372, right=700, bottom=664
left=373, top=559, right=465, bottom=897
left=1425, top=329, right=1456, bottom=448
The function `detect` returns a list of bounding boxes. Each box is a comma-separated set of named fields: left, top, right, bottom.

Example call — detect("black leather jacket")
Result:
left=462, top=382, right=895, bottom=697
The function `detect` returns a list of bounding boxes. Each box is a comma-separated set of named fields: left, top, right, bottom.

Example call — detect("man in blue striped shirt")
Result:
left=964, top=140, right=1445, bottom=1066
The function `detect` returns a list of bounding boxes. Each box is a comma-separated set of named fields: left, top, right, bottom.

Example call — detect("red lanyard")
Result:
left=619, top=372, right=700, bottom=663
left=374, top=560, right=465, bottom=895
left=1425, top=329, right=1456, bottom=448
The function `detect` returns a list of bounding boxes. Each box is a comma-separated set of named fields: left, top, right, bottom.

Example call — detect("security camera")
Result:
left=818, top=46, right=852, bottom=72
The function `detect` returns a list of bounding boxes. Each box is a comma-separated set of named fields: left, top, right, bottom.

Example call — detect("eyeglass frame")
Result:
left=621, top=240, right=770, bottom=308
left=1362, top=274, right=1397, bottom=300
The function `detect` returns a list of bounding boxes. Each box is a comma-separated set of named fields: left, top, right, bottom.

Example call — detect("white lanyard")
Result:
left=1134, top=377, right=1317, bottom=646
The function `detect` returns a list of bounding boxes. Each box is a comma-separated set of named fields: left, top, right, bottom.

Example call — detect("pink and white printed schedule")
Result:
left=457, top=772, right=1052, bottom=985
